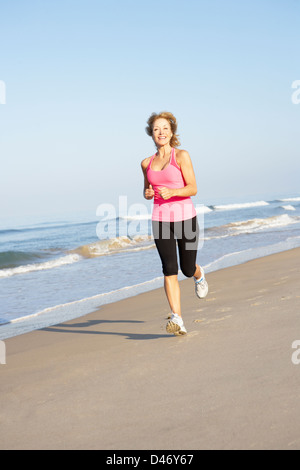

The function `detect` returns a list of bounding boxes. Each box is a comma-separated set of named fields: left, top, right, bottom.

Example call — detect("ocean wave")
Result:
left=0, top=253, right=81, bottom=278
left=0, top=220, right=97, bottom=237
left=0, top=250, right=51, bottom=269
left=205, top=214, right=300, bottom=240
left=228, top=214, right=299, bottom=232
left=280, top=205, right=296, bottom=211
left=70, top=235, right=155, bottom=258
left=211, top=200, right=269, bottom=211
left=278, top=197, right=300, bottom=202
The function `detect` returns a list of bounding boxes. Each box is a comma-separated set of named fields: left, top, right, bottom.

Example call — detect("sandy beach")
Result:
left=1, top=248, right=300, bottom=450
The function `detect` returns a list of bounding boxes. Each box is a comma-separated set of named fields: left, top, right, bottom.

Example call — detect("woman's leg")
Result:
left=164, top=275, right=182, bottom=317
left=193, top=264, right=201, bottom=279
left=152, top=221, right=182, bottom=316
left=176, top=216, right=200, bottom=278
left=176, top=217, right=208, bottom=298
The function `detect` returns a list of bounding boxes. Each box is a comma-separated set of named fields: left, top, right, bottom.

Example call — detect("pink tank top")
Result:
left=146, top=148, right=196, bottom=222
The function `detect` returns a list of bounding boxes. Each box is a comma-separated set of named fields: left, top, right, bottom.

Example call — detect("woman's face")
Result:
left=152, top=118, right=172, bottom=147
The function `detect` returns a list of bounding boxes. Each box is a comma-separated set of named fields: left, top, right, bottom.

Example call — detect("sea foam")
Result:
left=0, top=253, right=82, bottom=278
left=212, top=200, right=269, bottom=211
left=205, top=214, right=299, bottom=240
left=70, top=235, right=155, bottom=258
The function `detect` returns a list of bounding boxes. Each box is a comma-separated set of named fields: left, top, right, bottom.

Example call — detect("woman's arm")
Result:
left=141, top=158, right=155, bottom=200
left=159, top=150, right=197, bottom=200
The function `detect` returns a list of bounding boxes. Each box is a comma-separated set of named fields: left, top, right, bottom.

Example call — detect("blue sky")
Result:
left=0, top=0, right=299, bottom=220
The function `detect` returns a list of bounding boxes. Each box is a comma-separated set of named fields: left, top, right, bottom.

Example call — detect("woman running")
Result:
left=141, top=111, right=208, bottom=336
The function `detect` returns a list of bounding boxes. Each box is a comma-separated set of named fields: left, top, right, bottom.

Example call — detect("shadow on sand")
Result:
left=41, top=318, right=171, bottom=340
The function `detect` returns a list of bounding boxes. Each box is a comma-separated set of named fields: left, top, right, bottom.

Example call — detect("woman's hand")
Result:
left=144, top=184, right=155, bottom=200
left=159, top=187, right=176, bottom=200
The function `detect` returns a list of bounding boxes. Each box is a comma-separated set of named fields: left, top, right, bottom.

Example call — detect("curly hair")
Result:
left=145, top=111, right=181, bottom=148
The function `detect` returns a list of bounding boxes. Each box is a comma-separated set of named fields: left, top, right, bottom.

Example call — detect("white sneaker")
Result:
left=194, top=267, right=208, bottom=299
left=166, top=313, right=187, bottom=336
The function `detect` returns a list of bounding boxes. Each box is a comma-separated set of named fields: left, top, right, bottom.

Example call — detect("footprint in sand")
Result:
left=216, top=307, right=232, bottom=313
left=204, top=315, right=232, bottom=324
left=247, top=295, right=263, bottom=302
left=274, top=279, right=288, bottom=286
left=186, top=331, right=200, bottom=337
left=194, top=314, right=232, bottom=324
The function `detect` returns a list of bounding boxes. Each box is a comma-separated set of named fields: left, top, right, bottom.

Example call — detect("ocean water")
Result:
left=1, top=194, right=300, bottom=339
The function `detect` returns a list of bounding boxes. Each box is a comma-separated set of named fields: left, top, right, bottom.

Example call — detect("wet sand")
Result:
left=1, top=248, right=300, bottom=450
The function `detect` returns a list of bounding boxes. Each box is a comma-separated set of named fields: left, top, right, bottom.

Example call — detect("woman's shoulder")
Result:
left=141, top=155, right=152, bottom=170
left=175, top=148, right=190, bottom=158
left=174, top=148, right=191, bottom=166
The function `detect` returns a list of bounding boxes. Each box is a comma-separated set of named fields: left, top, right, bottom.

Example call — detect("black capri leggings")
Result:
left=152, top=216, right=199, bottom=277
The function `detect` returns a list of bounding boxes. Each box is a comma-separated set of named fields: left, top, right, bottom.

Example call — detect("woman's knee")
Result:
left=180, top=263, right=196, bottom=278
left=163, top=262, right=178, bottom=276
